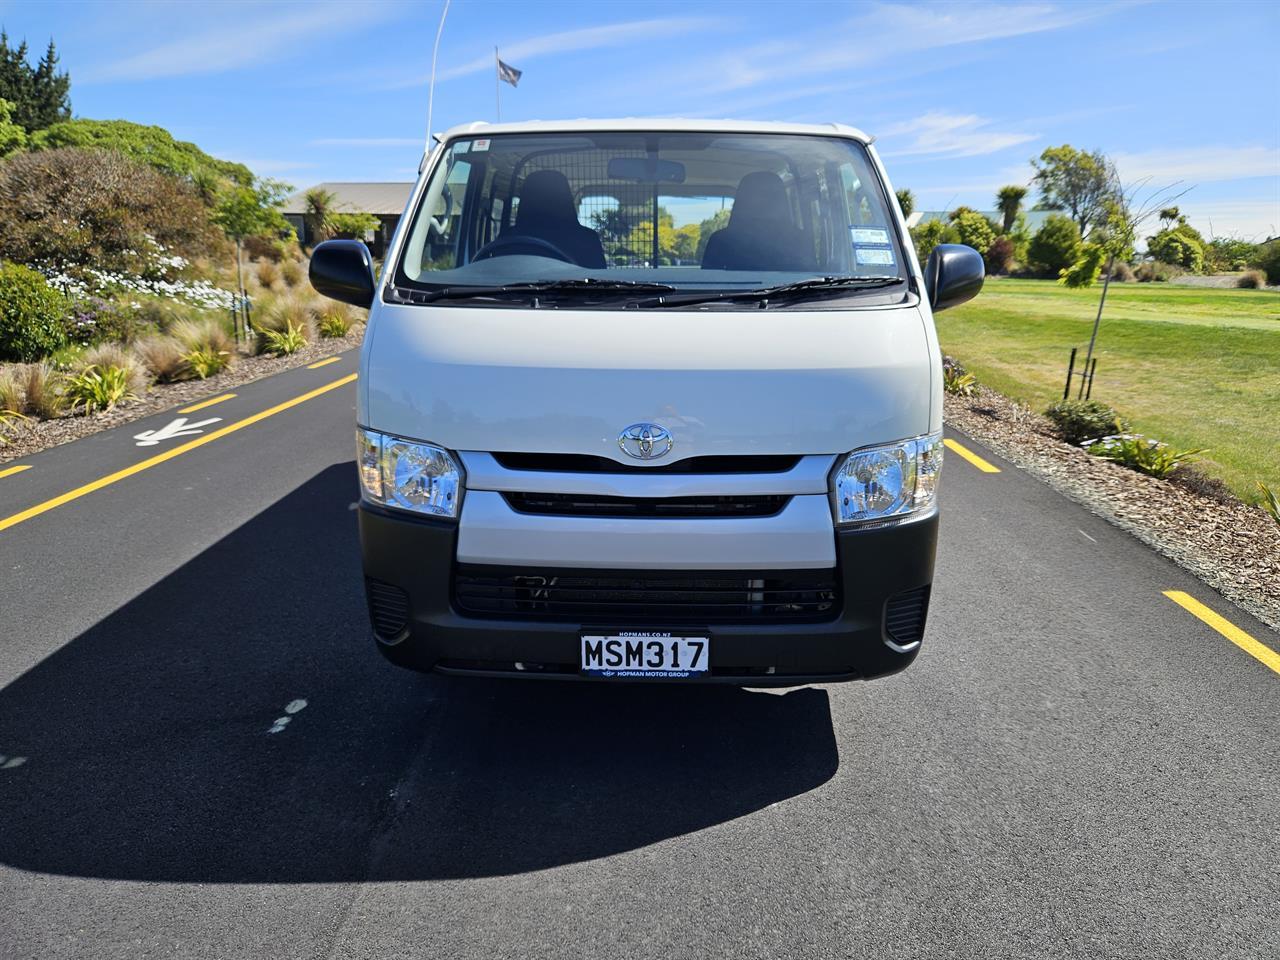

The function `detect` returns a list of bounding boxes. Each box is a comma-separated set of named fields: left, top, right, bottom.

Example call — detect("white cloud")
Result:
left=415, top=16, right=720, bottom=86
left=87, top=4, right=395, bottom=81
left=687, top=2, right=1110, bottom=94
left=1176, top=199, right=1280, bottom=242
left=1112, top=146, right=1280, bottom=185
left=879, top=112, right=1038, bottom=159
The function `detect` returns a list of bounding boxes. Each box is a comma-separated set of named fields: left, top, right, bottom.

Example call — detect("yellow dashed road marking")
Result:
left=307, top=357, right=342, bottom=369
left=944, top=438, right=1001, bottom=473
left=0, top=374, right=357, bottom=534
left=0, top=464, right=32, bottom=480
left=1163, top=590, right=1280, bottom=676
left=179, top=393, right=237, bottom=414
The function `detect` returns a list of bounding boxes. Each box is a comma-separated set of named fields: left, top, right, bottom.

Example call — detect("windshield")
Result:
left=394, top=132, right=906, bottom=306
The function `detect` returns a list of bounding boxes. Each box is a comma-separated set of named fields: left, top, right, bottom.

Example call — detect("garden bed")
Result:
left=1, top=325, right=363, bottom=464
left=945, top=385, right=1280, bottom=632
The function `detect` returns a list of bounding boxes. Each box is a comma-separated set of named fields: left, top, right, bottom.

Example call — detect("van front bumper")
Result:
left=357, top=504, right=938, bottom=684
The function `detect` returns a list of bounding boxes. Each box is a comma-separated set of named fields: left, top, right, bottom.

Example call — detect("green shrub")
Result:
left=947, top=208, right=997, bottom=255
left=317, top=310, right=352, bottom=338
left=1086, top=434, right=1204, bottom=479
left=1028, top=214, right=1081, bottom=276
left=1045, top=399, right=1127, bottom=445
left=63, top=364, right=139, bottom=414
left=0, top=262, right=69, bottom=362
left=1205, top=237, right=1259, bottom=273
left=1236, top=270, right=1267, bottom=289
left=911, top=219, right=947, bottom=263
left=253, top=297, right=314, bottom=354
left=1147, top=226, right=1205, bottom=273
left=942, top=356, right=978, bottom=396
left=1059, top=242, right=1108, bottom=288
left=183, top=348, right=231, bottom=379
left=1251, top=240, right=1280, bottom=285
left=259, top=322, right=307, bottom=356
left=1259, top=483, right=1280, bottom=526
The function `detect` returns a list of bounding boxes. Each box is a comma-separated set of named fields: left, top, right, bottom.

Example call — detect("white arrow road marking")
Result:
left=1, top=754, right=28, bottom=770
left=133, top=416, right=222, bottom=447
left=268, top=698, right=308, bottom=734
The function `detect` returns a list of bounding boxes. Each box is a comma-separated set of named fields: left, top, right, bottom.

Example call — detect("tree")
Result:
left=695, top=209, right=730, bottom=261
left=1147, top=225, right=1205, bottom=272
left=329, top=211, right=380, bottom=240
left=1059, top=242, right=1107, bottom=287
left=910, top=219, right=947, bottom=263
left=995, top=185, right=1027, bottom=234
left=1027, top=214, right=1082, bottom=275
left=1157, top=206, right=1182, bottom=229
left=303, top=188, right=338, bottom=244
left=0, top=97, right=25, bottom=157
left=1030, top=145, right=1118, bottom=238
left=0, top=33, right=70, bottom=132
left=212, top=179, right=294, bottom=330
left=895, top=188, right=914, bottom=218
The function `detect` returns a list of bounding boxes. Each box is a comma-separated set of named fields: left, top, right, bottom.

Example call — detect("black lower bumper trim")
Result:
left=358, top=504, right=938, bottom=683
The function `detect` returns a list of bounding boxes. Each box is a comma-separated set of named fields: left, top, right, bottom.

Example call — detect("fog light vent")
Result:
left=365, top=578, right=410, bottom=640
left=885, top=586, right=930, bottom=648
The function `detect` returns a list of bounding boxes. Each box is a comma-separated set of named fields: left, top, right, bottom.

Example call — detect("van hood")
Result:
left=360, top=302, right=938, bottom=461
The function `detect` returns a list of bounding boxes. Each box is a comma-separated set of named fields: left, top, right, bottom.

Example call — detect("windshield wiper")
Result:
left=638, top=275, right=903, bottom=309
left=398, top=278, right=678, bottom=304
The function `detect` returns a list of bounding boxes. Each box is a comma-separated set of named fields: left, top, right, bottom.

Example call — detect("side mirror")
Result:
left=924, top=243, right=984, bottom=312
left=309, top=239, right=376, bottom=308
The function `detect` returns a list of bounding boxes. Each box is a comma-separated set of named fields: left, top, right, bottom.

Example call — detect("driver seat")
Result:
left=505, top=170, right=606, bottom=268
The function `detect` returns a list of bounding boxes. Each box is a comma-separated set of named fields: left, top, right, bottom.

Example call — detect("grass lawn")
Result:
left=936, top=278, right=1280, bottom=501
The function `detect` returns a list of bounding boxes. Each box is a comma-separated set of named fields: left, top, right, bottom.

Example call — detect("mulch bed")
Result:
left=1, top=327, right=364, bottom=465
left=945, top=386, right=1280, bottom=632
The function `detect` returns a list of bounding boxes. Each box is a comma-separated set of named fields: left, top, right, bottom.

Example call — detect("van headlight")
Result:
left=356, top=428, right=464, bottom=519
left=831, top=432, right=942, bottom=526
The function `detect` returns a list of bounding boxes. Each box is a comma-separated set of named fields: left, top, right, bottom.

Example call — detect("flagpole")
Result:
left=495, top=46, right=501, bottom=122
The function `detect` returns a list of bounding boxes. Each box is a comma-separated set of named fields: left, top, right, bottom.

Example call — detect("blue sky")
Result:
left=2, top=0, right=1277, bottom=238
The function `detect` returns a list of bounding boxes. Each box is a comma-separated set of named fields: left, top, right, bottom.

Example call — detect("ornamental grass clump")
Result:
left=259, top=322, right=308, bottom=356
left=134, top=334, right=192, bottom=383
left=80, top=343, right=148, bottom=397
left=1260, top=483, right=1280, bottom=527
left=1236, top=270, right=1267, bottom=289
left=1084, top=434, right=1205, bottom=479
left=21, top=362, right=64, bottom=418
left=63, top=364, right=139, bottom=414
left=942, top=356, right=978, bottom=397
left=0, top=367, right=21, bottom=413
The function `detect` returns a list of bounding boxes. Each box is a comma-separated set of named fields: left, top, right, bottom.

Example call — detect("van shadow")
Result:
left=0, top=464, right=838, bottom=883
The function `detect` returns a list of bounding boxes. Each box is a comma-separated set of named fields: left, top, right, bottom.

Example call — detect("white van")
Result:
left=310, top=119, right=983, bottom=684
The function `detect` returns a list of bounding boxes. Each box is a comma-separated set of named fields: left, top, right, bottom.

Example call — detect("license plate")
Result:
left=581, top=632, right=710, bottom=678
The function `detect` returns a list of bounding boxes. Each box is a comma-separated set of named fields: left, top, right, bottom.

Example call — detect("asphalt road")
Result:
left=1, top=349, right=1277, bottom=959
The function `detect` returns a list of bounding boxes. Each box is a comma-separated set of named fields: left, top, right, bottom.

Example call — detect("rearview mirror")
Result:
left=606, top=157, right=686, bottom=183
left=924, top=244, right=984, bottom=312
left=309, top=239, right=376, bottom=308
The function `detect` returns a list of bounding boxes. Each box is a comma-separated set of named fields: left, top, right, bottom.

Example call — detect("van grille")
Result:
left=885, top=586, right=930, bottom=646
left=502, top=491, right=790, bottom=519
left=453, top=566, right=840, bottom=623
left=490, top=452, right=802, bottom=474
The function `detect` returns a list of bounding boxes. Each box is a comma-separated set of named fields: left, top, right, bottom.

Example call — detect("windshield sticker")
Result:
left=851, top=227, right=890, bottom=245
left=471, top=138, right=490, bottom=152
left=855, top=246, right=896, bottom=266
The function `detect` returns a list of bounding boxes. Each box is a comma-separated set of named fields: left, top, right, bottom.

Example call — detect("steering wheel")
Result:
left=473, top=234, right=575, bottom=264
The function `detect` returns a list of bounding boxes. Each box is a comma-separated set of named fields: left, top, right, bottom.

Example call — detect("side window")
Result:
left=419, top=156, right=471, bottom=271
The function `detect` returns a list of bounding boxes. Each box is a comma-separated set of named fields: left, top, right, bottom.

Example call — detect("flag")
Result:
left=497, top=58, right=522, bottom=87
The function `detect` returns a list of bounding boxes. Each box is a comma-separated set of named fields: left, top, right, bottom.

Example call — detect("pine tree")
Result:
left=0, top=32, right=70, bottom=132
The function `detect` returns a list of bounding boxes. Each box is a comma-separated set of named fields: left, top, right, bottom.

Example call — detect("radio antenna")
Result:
left=425, top=0, right=452, bottom=154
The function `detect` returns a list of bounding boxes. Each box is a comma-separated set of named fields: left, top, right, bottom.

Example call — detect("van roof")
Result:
left=437, top=118, right=872, bottom=143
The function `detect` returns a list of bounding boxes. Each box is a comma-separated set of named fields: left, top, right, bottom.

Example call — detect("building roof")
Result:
left=912, top=209, right=1056, bottom=231
left=437, top=118, right=873, bottom=143
left=282, top=182, right=414, bottom=216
